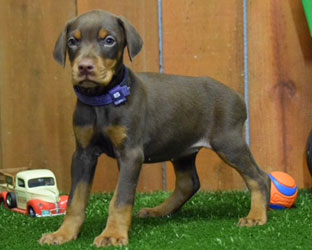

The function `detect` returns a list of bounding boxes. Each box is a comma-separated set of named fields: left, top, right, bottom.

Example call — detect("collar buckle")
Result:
left=109, top=85, right=130, bottom=106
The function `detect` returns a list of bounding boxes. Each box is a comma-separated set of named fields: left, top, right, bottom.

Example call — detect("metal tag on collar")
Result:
left=109, top=85, right=130, bottom=106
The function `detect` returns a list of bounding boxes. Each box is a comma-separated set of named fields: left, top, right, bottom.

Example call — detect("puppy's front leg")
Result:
left=94, top=148, right=143, bottom=247
left=40, top=146, right=98, bottom=245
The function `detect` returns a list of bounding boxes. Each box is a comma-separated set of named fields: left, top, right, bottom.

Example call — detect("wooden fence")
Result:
left=0, top=0, right=311, bottom=193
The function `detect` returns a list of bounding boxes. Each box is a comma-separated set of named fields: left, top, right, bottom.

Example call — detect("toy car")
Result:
left=0, top=168, right=68, bottom=217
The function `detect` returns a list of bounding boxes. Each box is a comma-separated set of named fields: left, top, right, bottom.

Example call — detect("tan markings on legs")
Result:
left=39, top=182, right=91, bottom=245
left=93, top=189, right=133, bottom=247
left=105, top=126, right=127, bottom=148
left=138, top=170, right=195, bottom=218
left=216, top=151, right=269, bottom=227
left=74, top=126, right=94, bottom=148
left=238, top=177, right=268, bottom=227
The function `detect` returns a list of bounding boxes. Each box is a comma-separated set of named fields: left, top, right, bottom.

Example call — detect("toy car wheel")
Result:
left=28, top=207, right=36, bottom=218
left=6, top=192, right=17, bottom=209
left=0, top=198, right=4, bottom=206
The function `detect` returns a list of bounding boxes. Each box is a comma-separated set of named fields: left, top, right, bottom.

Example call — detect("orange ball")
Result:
left=269, top=171, right=298, bottom=209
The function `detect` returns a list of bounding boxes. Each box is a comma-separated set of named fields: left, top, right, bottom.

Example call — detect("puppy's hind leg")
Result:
left=211, top=130, right=270, bottom=227
left=138, top=152, right=200, bottom=218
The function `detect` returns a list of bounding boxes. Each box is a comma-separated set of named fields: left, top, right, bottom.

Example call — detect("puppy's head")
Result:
left=54, top=10, right=143, bottom=88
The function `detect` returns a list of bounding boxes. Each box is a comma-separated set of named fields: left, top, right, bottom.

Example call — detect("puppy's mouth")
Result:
left=72, top=71, right=114, bottom=88
left=72, top=71, right=102, bottom=87
left=77, top=77, right=100, bottom=88
left=72, top=57, right=116, bottom=88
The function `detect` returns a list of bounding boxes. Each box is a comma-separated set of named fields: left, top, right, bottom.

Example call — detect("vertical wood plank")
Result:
left=1, top=0, right=310, bottom=193
left=0, top=0, right=77, bottom=192
left=163, top=0, right=246, bottom=191
left=77, top=0, right=160, bottom=72
left=249, top=0, right=312, bottom=187
left=77, top=0, right=163, bottom=192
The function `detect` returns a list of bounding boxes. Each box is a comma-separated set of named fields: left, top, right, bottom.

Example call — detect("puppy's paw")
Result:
left=39, top=231, right=77, bottom=245
left=93, top=232, right=128, bottom=247
left=238, top=217, right=267, bottom=227
left=137, top=207, right=162, bottom=218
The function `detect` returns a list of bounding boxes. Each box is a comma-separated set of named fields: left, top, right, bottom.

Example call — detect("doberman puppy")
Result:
left=40, top=10, right=270, bottom=247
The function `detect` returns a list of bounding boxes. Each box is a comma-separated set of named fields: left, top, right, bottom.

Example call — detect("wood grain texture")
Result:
left=77, top=0, right=163, bottom=192
left=1, top=0, right=311, bottom=194
left=249, top=0, right=312, bottom=187
left=77, top=0, right=160, bottom=72
left=163, top=0, right=246, bottom=191
left=0, top=0, right=77, bottom=192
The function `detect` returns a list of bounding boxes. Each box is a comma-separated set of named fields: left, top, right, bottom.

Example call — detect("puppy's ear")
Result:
left=54, top=18, right=75, bottom=67
left=53, top=28, right=67, bottom=67
left=118, top=16, right=143, bottom=61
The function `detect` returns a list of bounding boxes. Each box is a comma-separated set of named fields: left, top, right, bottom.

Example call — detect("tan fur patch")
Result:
left=107, top=193, right=133, bottom=232
left=60, top=183, right=90, bottom=233
left=41, top=182, right=90, bottom=243
left=74, top=30, right=82, bottom=40
left=94, top=58, right=117, bottom=86
left=74, top=126, right=94, bottom=148
left=242, top=177, right=268, bottom=225
left=101, top=51, right=122, bottom=71
left=98, top=29, right=108, bottom=39
left=95, top=51, right=122, bottom=86
left=105, top=126, right=127, bottom=148
left=70, top=47, right=123, bottom=87
left=102, top=58, right=117, bottom=70
left=93, top=189, right=132, bottom=247
left=71, top=54, right=114, bottom=87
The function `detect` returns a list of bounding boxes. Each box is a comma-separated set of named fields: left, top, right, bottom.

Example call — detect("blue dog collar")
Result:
left=74, top=67, right=130, bottom=107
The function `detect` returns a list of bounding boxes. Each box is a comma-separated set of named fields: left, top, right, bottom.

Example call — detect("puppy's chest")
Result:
left=74, top=106, right=128, bottom=151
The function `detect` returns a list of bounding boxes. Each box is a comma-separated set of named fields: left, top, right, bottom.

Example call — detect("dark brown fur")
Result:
left=40, top=10, right=270, bottom=247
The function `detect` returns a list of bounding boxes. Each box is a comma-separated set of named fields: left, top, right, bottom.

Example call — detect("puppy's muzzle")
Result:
left=78, top=58, right=95, bottom=76
left=74, top=58, right=100, bottom=87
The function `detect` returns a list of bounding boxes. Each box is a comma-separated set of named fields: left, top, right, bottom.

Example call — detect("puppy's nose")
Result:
left=78, top=59, right=95, bottom=74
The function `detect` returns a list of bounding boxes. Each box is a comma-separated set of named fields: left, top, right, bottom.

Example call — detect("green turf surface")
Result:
left=0, top=190, right=311, bottom=250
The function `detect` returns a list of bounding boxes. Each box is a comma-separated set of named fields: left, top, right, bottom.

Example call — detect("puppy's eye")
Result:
left=67, top=37, right=79, bottom=47
left=103, top=36, right=116, bottom=46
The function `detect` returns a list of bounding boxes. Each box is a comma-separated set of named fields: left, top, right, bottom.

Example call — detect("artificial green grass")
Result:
left=0, top=190, right=311, bottom=250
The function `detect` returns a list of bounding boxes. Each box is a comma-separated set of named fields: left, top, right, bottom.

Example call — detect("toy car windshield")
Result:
left=28, top=178, right=55, bottom=188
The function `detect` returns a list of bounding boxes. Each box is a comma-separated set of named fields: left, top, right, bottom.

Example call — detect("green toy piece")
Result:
left=303, top=0, right=312, bottom=37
